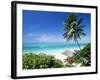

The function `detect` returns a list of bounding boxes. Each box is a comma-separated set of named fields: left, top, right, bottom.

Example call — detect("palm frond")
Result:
left=77, top=18, right=83, bottom=26
left=80, top=32, right=86, bottom=36
left=62, top=13, right=86, bottom=43
left=78, top=25, right=85, bottom=29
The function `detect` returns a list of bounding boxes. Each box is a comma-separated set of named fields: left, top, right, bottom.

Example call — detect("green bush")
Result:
left=23, top=53, right=63, bottom=69
left=72, top=43, right=91, bottom=66
left=79, top=43, right=91, bottom=66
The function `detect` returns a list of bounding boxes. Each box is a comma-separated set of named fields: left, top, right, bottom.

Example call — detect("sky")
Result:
left=23, top=10, right=91, bottom=44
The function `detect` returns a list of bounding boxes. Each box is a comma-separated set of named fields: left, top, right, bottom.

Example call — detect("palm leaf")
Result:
left=77, top=18, right=83, bottom=26
left=62, top=13, right=86, bottom=50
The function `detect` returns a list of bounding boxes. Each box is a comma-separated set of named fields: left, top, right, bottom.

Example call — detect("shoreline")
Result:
left=23, top=48, right=79, bottom=54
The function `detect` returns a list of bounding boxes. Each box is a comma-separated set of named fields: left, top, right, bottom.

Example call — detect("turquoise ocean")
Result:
left=23, top=43, right=86, bottom=54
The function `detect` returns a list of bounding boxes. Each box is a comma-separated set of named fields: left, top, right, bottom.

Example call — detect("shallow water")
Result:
left=23, top=43, right=86, bottom=54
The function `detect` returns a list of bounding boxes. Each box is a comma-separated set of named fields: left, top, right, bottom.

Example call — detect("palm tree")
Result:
left=63, top=13, right=86, bottom=50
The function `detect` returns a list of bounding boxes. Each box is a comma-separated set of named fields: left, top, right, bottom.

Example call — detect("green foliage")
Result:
left=63, top=13, right=86, bottom=42
left=64, top=63, right=74, bottom=67
left=79, top=43, right=91, bottom=66
left=23, top=53, right=63, bottom=69
left=52, top=59, right=63, bottom=68
left=71, top=43, right=91, bottom=66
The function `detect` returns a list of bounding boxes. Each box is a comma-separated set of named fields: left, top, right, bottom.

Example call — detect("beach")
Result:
left=23, top=43, right=85, bottom=65
left=23, top=43, right=91, bottom=69
left=23, top=49, right=80, bottom=65
left=52, top=50, right=79, bottom=64
left=22, top=43, right=91, bottom=69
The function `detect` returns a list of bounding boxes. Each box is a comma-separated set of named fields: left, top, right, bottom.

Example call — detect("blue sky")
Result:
left=23, top=10, right=91, bottom=44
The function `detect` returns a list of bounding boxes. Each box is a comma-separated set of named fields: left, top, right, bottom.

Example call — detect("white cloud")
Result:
left=24, top=32, right=90, bottom=44
left=24, top=33, right=66, bottom=43
left=38, top=34, right=66, bottom=43
left=38, top=34, right=51, bottom=42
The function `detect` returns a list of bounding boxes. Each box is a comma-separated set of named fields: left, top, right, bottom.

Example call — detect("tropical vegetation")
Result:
left=23, top=53, right=63, bottom=69
left=63, top=13, right=86, bottom=50
left=64, top=43, right=91, bottom=66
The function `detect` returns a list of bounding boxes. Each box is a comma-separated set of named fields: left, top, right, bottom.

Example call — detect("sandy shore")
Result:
left=53, top=50, right=79, bottom=63
left=54, top=53, right=67, bottom=63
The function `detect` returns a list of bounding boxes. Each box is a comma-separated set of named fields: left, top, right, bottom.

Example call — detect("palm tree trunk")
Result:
left=76, top=39, right=81, bottom=51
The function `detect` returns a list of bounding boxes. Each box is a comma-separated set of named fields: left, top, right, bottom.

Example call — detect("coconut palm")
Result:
left=63, top=13, right=86, bottom=50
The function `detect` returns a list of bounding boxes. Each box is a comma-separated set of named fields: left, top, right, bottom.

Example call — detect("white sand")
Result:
left=54, top=53, right=67, bottom=63
left=51, top=50, right=80, bottom=64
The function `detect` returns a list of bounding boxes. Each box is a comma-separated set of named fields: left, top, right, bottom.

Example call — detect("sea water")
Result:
left=23, top=43, right=86, bottom=54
